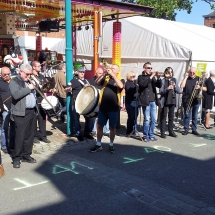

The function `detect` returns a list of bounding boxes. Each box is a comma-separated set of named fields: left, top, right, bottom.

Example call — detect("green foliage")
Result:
left=120, top=0, right=196, bottom=20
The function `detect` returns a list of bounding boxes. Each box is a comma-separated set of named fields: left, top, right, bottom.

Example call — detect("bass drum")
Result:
left=75, top=85, right=99, bottom=118
left=41, top=96, right=61, bottom=117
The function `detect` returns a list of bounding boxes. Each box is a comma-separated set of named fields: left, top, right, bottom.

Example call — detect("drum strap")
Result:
left=78, top=79, right=89, bottom=86
left=98, top=75, right=121, bottom=107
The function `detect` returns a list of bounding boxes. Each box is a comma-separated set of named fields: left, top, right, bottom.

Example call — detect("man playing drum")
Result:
left=88, top=67, right=110, bottom=137
left=67, top=67, right=94, bottom=141
left=89, top=64, right=124, bottom=154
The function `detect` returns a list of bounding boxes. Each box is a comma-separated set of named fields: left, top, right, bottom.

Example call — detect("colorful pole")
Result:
left=93, top=11, right=99, bottom=74
left=65, top=0, right=73, bottom=135
left=112, top=20, right=121, bottom=79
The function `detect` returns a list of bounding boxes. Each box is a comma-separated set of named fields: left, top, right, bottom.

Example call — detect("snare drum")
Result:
left=75, top=85, right=99, bottom=118
left=41, top=96, right=61, bottom=117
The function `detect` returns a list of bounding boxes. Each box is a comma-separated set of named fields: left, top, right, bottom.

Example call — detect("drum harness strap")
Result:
left=77, top=79, right=90, bottom=86
left=98, top=75, right=121, bottom=107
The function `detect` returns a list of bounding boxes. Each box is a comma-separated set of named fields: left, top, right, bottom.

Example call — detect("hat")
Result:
left=77, top=67, right=85, bottom=72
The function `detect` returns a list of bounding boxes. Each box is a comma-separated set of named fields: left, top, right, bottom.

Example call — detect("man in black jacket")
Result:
left=0, top=66, right=15, bottom=154
left=31, top=61, right=50, bottom=143
left=67, top=67, right=94, bottom=141
left=138, top=62, right=162, bottom=142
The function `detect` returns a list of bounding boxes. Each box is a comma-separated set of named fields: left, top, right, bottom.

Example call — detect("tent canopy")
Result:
left=50, top=16, right=215, bottom=80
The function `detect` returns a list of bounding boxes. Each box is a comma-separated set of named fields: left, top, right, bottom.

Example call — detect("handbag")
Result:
left=155, top=98, right=161, bottom=107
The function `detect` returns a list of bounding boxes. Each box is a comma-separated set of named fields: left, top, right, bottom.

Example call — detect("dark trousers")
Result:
left=71, top=105, right=94, bottom=136
left=57, top=96, right=66, bottom=119
left=125, top=103, right=137, bottom=134
left=13, top=109, right=35, bottom=161
left=34, top=105, right=46, bottom=138
left=160, top=104, right=175, bottom=134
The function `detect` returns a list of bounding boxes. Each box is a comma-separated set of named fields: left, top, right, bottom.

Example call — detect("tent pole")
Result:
left=65, top=0, right=73, bottom=135
left=93, top=11, right=99, bottom=74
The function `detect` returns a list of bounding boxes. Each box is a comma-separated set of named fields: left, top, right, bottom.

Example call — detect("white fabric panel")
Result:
left=18, top=36, right=62, bottom=50
left=101, top=19, right=190, bottom=60
left=126, top=16, right=215, bottom=62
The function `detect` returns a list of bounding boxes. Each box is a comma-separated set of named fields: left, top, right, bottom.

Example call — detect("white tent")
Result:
left=18, top=36, right=62, bottom=63
left=50, top=16, right=215, bottom=83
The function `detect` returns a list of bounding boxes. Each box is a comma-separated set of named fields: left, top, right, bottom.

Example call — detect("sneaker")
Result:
left=89, top=145, right=103, bottom=153
left=149, top=137, right=158, bottom=142
left=1, top=148, right=8, bottom=154
left=109, top=145, right=115, bottom=154
left=143, top=137, right=150, bottom=142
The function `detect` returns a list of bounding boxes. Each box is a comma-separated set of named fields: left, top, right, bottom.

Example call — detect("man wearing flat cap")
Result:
left=66, top=67, right=94, bottom=141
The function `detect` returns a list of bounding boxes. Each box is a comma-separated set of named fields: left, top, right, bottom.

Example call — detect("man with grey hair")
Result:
left=180, top=67, right=201, bottom=136
left=9, top=64, right=37, bottom=168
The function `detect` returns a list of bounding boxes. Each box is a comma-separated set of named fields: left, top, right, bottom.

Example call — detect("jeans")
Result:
left=1, top=111, right=15, bottom=150
left=142, top=102, right=157, bottom=138
left=71, top=105, right=94, bottom=136
left=92, top=118, right=110, bottom=133
left=183, top=102, right=200, bottom=131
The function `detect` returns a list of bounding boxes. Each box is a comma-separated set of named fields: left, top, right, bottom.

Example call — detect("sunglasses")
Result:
left=146, top=67, right=152, bottom=69
left=130, top=76, right=135, bottom=78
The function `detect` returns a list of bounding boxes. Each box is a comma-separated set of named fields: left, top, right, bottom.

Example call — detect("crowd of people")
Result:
left=0, top=60, right=214, bottom=174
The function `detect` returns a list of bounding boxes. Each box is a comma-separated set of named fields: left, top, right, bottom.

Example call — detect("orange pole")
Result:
left=93, top=11, right=99, bottom=74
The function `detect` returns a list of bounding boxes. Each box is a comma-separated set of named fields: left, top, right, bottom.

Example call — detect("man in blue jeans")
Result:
left=180, top=67, right=201, bottom=135
left=138, top=62, right=162, bottom=142
left=0, top=67, right=15, bottom=154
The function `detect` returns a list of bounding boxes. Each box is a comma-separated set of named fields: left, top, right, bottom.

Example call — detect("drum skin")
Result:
left=41, top=96, right=61, bottom=117
left=41, top=96, right=58, bottom=110
left=75, top=86, right=99, bottom=117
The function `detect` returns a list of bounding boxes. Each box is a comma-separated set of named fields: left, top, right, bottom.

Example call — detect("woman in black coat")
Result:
left=202, top=70, right=215, bottom=128
left=125, top=71, right=139, bottom=136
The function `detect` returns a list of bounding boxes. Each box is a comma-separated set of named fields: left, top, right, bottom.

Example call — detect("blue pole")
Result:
left=65, top=0, right=73, bottom=135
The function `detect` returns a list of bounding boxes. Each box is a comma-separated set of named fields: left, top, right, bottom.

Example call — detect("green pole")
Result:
left=65, top=0, right=73, bottom=135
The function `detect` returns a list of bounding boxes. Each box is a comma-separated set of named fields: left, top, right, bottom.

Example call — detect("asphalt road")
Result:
left=1, top=111, right=215, bottom=215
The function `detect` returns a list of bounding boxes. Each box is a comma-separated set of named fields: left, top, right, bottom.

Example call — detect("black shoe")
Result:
left=33, top=138, right=40, bottom=144
left=192, top=130, right=200, bottom=136
left=89, top=145, right=103, bottom=152
left=169, top=132, right=178, bottom=138
left=39, top=137, right=51, bottom=143
left=182, top=131, right=188, bottom=135
left=22, top=156, right=37, bottom=163
left=13, top=161, right=20, bottom=168
left=76, top=136, right=84, bottom=141
left=1, top=148, right=8, bottom=154
left=160, top=133, right=167, bottom=139
left=109, top=145, right=115, bottom=154
left=83, top=134, right=94, bottom=140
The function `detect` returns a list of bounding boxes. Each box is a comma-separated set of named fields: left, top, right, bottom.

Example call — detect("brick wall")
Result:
left=15, top=30, right=65, bottom=38
left=204, top=17, right=215, bottom=28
